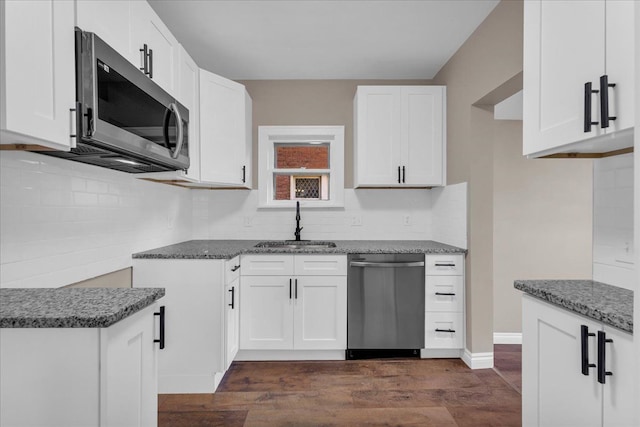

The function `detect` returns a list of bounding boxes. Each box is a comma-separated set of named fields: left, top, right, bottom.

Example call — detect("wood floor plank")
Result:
left=243, top=407, right=458, bottom=426
left=447, top=404, right=521, bottom=427
left=158, top=410, right=247, bottom=427
left=351, top=386, right=521, bottom=408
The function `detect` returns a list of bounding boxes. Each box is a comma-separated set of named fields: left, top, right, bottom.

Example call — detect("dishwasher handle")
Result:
left=350, top=261, right=425, bottom=268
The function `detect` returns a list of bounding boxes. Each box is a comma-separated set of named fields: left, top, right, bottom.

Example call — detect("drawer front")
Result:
left=240, top=255, right=294, bottom=276
left=425, top=254, right=464, bottom=276
left=425, top=313, right=464, bottom=349
left=225, top=256, right=241, bottom=283
left=294, top=255, right=347, bottom=276
left=425, top=275, right=464, bottom=312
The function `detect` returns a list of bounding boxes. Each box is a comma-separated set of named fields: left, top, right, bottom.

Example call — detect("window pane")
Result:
left=273, top=174, right=330, bottom=201
left=275, top=144, right=329, bottom=169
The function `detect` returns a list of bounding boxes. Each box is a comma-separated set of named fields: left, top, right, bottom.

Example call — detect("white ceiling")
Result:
left=148, top=0, right=500, bottom=80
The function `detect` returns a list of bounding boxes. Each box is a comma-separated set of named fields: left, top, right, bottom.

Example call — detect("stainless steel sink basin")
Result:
left=254, top=241, right=337, bottom=250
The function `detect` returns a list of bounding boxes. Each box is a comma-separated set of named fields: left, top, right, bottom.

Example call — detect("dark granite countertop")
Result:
left=132, top=239, right=466, bottom=260
left=0, top=288, right=165, bottom=328
left=514, top=280, right=633, bottom=333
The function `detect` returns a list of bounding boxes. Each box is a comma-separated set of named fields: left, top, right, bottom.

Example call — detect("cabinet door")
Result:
left=602, top=326, right=635, bottom=426
left=401, top=87, right=444, bottom=186
left=100, top=304, right=158, bottom=427
left=523, top=0, right=606, bottom=156
left=240, top=276, right=294, bottom=350
left=293, top=276, right=347, bottom=350
left=225, top=276, right=240, bottom=370
left=131, top=0, right=179, bottom=96
left=522, top=296, right=602, bottom=427
left=133, top=259, right=225, bottom=393
left=354, top=86, right=402, bottom=186
left=177, top=45, right=201, bottom=181
left=76, top=0, right=135, bottom=65
left=604, top=0, right=635, bottom=133
left=1, top=0, right=76, bottom=150
left=200, top=70, right=249, bottom=185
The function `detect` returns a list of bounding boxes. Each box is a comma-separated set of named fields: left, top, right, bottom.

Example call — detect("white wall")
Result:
left=192, top=189, right=435, bottom=241
left=593, top=153, right=635, bottom=289
left=431, top=182, right=468, bottom=249
left=0, top=152, right=192, bottom=288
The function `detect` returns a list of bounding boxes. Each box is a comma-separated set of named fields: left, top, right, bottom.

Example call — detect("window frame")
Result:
left=258, top=125, right=344, bottom=208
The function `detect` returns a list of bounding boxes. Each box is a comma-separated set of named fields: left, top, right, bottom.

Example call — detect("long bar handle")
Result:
left=434, top=263, right=456, bottom=267
left=584, top=82, right=599, bottom=132
left=402, top=166, right=405, bottom=183
left=289, top=278, right=292, bottom=299
left=597, top=330, right=613, bottom=384
left=140, top=44, right=149, bottom=75
left=148, top=48, right=153, bottom=79
left=295, top=279, right=298, bottom=299
left=228, top=287, right=235, bottom=309
left=69, top=102, right=82, bottom=140
left=242, top=165, right=246, bottom=183
left=154, top=306, right=165, bottom=350
left=397, top=166, right=401, bottom=184
left=435, top=328, right=456, bottom=333
left=599, top=75, right=617, bottom=128
left=350, top=261, right=425, bottom=268
left=435, top=292, right=456, bottom=296
left=580, top=325, right=596, bottom=375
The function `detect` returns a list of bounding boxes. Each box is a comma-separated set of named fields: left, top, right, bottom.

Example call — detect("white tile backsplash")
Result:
left=0, top=151, right=193, bottom=288
left=592, top=153, right=635, bottom=289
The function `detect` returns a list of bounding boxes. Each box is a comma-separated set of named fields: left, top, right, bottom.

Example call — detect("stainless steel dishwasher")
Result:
left=347, top=253, right=425, bottom=359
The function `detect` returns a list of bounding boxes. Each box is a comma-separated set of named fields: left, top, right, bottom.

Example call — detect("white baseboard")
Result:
left=461, top=349, right=494, bottom=369
left=420, top=348, right=463, bottom=359
left=236, top=349, right=345, bottom=361
left=493, top=332, right=522, bottom=344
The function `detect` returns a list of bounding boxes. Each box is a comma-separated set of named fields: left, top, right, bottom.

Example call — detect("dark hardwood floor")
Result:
left=159, top=346, right=522, bottom=426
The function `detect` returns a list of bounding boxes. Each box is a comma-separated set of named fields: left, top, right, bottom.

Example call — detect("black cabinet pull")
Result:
left=140, top=44, right=149, bottom=75
left=434, top=263, right=456, bottom=267
left=231, top=265, right=240, bottom=272
left=148, top=48, right=153, bottom=79
left=402, top=166, right=405, bottom=183
left=584, top=82, right=599, bottom=132
left=580, top=325, right=596, bottom=375
left=289, top=278, right=292, bottom=299
left=435, top=328, right=455, bottom=333
left=154, top=306, right=165, bottom=350
left=228, top=286, right=235, bottom=309
left=597, top=331, right=613, bottom=384
left=242, top=165, right=246, bottom=183
left=435, top=292, right=456, bottom=296
left=599, top=75, right=617, bottom=129
left=397, top=166, right=401, bottom=183
left=295, top=278, right=298, bottom=299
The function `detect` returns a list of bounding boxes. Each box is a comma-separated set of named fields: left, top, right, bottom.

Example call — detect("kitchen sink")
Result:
left=254, top=241, right=337, bottom=250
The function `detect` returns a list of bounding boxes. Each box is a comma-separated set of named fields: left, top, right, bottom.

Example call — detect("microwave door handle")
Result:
left=162, top=103, right=185, bottom=159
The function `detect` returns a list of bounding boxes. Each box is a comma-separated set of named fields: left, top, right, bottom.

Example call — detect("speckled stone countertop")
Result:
left=0, top=288, right=165, bottom=328
left=132, top=239, right=466, bottom=260
left=514, top=280, right=633, bottom=333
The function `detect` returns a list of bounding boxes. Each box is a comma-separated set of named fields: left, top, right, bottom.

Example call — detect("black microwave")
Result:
left=44, top=28, right=189, bottom=173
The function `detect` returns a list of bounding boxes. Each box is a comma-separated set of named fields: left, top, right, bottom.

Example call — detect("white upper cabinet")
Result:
left=76, top=0, right=135, bottom=64
left=354, top=86, right=446, bottom=188
left=76, top=0, right=179, bottom=96
left=200, top=69, right=252, bottom=187
left=1, top=0, right=76, bottom=150
left=523, top=0, right=635, bottom=158
left=130, top=0, right=179, bottom=96
left=175, top=45, right=201, bottom=181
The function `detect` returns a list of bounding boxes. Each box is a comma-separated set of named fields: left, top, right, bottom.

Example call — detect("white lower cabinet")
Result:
left=224, top=257, right=241, bottom=370
left=240, top=255, right=347, bottom=354
left=522, top=295, right=635, bottom=427
left=0, top=304, right=159, bottom=427
left=133, top=258, right=230, bottom=393
left=423, top=254, right=465, bottom=356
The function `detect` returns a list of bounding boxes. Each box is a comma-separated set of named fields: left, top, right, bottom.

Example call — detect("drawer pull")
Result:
left=154, top=306, right=165, bottom=350
left=228, top=286, right=235, bottom=309
left=435, top=292, right=456, bottom=296
left=580, top=325, right=596, bottom=375
left=231, top=265, right=240, bottom=272
left=434, top=263, right=456, bottom=267
left=597, top=331, right=613, bottom=384
left=435, top=328, right=456, bottom=333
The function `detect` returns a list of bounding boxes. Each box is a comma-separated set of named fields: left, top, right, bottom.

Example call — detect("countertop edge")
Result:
left=0, top=288, right=165, bottom=329
left=514, top=281, right=633, bottom=334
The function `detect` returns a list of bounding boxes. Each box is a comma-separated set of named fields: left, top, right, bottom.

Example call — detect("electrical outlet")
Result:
left=243, top=216, right=253, bottom=227
left=403, top=214, right=411, bottom=226
left=351, top=215, right=363, bottom=226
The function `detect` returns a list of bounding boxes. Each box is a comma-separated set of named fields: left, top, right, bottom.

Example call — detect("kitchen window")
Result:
left=258, top=126, right=344, bottom=208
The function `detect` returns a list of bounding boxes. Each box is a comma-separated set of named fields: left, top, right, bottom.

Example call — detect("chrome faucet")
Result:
left=294, top=201, right=303, bottom=241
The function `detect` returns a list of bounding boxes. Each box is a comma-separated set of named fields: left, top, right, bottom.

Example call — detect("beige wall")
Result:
left=492, top=120, right=592, bottom=334
left=64, top=268, right=132, bottom=289
left=434, top=0, right=592, bottom=352
left=238, top=80, right=432, bottom=189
